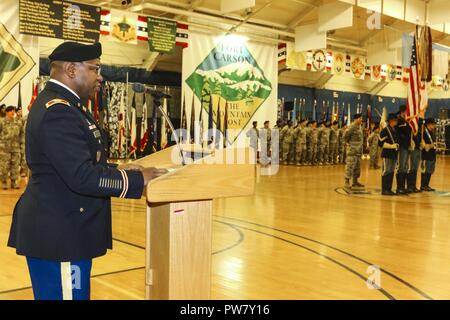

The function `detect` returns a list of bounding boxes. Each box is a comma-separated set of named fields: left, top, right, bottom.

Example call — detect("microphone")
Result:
left=158, top=105, right=187, bottom=166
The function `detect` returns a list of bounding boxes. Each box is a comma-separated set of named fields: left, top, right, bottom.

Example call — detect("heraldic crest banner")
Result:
left=182, top=33, right=278, bottom=145
left=0, top=0, right=39, bottom=109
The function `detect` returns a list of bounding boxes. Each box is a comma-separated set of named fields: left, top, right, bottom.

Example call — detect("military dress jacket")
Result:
left=8, top=81, right=144, bottom=261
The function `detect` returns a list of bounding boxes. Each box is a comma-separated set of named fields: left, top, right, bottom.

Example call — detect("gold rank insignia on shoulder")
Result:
left=45, top=99, right=71, bottom=109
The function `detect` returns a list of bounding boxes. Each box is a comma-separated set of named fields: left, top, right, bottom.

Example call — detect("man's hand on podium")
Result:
left=142, top=167, right=169, bottom=186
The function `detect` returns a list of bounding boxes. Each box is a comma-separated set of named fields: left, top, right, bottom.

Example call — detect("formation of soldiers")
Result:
left=0, top=104, right=28, bottom=190
left=277, top=119, right=349, bottom=166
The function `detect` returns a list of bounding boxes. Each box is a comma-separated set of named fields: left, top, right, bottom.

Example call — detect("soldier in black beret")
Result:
left=420, top=118, right=437, bottom=191
left=7, top=41, right=168, bottom=300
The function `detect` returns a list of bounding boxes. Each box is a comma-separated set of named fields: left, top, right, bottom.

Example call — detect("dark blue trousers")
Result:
left=26, top=257, right=92, bottom=300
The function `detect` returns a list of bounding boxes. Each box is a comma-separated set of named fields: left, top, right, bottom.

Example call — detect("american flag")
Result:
left=406, top=32, right=425, bottom=135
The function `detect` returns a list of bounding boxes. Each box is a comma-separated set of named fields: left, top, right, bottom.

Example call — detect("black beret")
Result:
left=5, top=106, right=15, bottom=112
left=399, top=105, right=407, bottom=113
left=49, top=41, right=102, bottom=62
left=388, top=113, right=398, bottom=121
left=300, top=119, right=308, bottom=124
left=425, top=118, right=436, bottom=125
left=332, top=120, right=338, bottom=126
left=0, top=103, right=5, bottom=110
left=353, top=113, right=362, bottom=120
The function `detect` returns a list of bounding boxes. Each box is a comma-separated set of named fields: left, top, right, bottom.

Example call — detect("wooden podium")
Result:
left=132, top=145, right=255, bottom=299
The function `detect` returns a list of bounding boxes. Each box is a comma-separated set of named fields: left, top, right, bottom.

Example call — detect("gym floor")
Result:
left=1, top=157, right=449, bottom=300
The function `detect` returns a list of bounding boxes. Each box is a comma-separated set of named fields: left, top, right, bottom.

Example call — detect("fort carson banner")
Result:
left=0, top=0, right=39, bottom=112
left=182, top=32, right=278, bottom=146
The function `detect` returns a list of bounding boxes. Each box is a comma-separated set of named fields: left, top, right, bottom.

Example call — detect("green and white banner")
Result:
left=182, top=32, right=278, bottom=146
left=0, top=0, right=39, bottom=112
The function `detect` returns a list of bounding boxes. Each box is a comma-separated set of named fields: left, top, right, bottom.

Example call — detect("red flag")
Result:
left=28, top=80, right=38, bottom=111
left=406, top=31, right=421, bottom=135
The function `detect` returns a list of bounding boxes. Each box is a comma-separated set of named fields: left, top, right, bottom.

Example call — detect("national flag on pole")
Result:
left=223, top=101, right=228, bottom=147
left=180, top=94, right=187, bottom=143
left=140, top=95, right=149, bottom=152
left=215, top=99, right=221, bottom=148
left=129, top=94, right=138, bottom=156
left=198, top=97, right=204, bottom=145
left=366, top=105, right=372, bottom=131
left=160, top=97, right=168, bottom=149
left=28, top=80, right=38, bottom=111
left=149, top=98, right=158, bottom=152
left=189, top=94, right=195, bottom=144
left=312, top=100, right=316, bottom=121
left=347, top=104, right=351, bottom=126
left=207, top=96, right=214, bottom=145
left=406, top=32, right=422, bottom=135
left=118, top=86, right=126, bottom=155
left=292, top=98, right=297, bottom=124
left=17, top=82, right=22, bottom=110
left=380, top=106, right=387, bottom=129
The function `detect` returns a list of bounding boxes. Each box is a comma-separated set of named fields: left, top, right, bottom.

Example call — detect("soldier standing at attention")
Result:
left=0, top=106, right=23, bottom=189
left=280, top=120, right=295, bottom=165
left=407, top=118, right=423, bottom=193
left=338, top=124, right=347, bottom=164
left=310, top=121, right=319, bottom=165
left=395, top=105, right=411, bottom=195
left=420, top=118, right=437, bottom=192
left=7, top=42, right=168, bottom=300
left=246, top=121, right=259, bottom=163
left=379, top=114, right=399, bottom=195
left=294, top=119, right=308, bottom=166
left=328, top=121, right=339, bottom=165
left=368, top=124, right=381, bottom=169
left=275, top=119, right=283, bottom=161
left=260, top=120, right=271, bottom=165
left=344, top=114, right=364, bottom=189
left=16, top=107, right=29, bottom=177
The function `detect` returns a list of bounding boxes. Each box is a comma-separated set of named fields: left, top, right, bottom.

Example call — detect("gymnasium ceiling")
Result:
left=39, top=0, right=450, bottom=89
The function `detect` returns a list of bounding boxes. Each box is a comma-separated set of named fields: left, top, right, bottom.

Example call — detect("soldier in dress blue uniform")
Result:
left=378, top=113, right=399, bottom=196
left=395, top=105, right=411, bottom=195
left=7, top=41, right=167, bottom=300
left=420, top=118, right=437, bottom=192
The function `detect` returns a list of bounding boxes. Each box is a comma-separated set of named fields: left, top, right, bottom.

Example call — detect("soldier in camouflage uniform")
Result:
left=338, top=124, right=347, bottom=164
left=328, top=120, right=339, bottom=165
left=280, top=120, right=295, bottom=164
left=0, top=106, right=23, bottom=189
left=307, top=121, right=318, bottom=165
left=0, top=104, right=6, bottom=118
left=317, top=122, right=330, bottom=165
left=367, top=124, right=381, bottom=169
left=294, top=119, right=308, bottom=165
left=344, top=113, right=364, bottom=189
left=16, top=108, right=29, bottom=177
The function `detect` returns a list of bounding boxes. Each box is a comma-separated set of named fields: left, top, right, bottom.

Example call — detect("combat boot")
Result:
left=344, top=178, right=351, bottom=189
left=352, top=179, right=364, bottom=188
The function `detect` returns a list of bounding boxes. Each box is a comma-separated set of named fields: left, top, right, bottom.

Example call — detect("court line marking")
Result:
left=218, top=221, right=395, bottom=300
left=112, top=220, right=244, bottom=256
left=335, top=187, right=450, bottom=206
left=0, top=266, right=145, bottom=295
left=215, top=215, right=433, bottom=300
